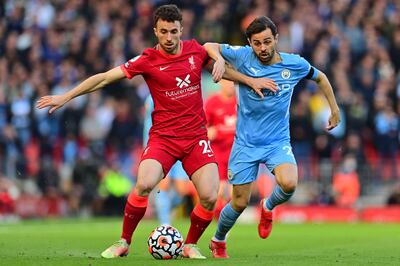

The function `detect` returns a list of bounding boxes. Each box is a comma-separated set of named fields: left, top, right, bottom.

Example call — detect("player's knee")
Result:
left=135, top=182, right=153, bottom=196
left=199, top=193, right=217, bottom=209
left=281, top=179, right=297, bottom=193
left=231, top=197, right=249, bottom=212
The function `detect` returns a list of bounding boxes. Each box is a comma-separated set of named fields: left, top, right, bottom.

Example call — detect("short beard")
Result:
left=258, top=48, right=275, bottom=64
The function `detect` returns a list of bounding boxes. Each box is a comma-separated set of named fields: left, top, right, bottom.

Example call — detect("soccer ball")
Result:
left=147, top=225, right=183, bottom=259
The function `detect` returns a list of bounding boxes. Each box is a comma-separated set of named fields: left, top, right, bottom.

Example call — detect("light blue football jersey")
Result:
left=221, top=44, right=318, bottom=147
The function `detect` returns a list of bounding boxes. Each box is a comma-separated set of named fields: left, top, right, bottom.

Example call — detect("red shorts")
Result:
left=213, top=147, right=231, bottom=181
left=141, top=134, right=217, bottom=177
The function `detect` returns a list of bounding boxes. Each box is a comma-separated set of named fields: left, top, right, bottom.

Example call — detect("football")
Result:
left=147, top=225, right=183, bottom=259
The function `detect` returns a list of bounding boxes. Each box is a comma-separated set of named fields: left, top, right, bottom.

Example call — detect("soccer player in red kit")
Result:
left=204, top=79, right=237, bottom=220
left=37, top=4, right=277, bottom=259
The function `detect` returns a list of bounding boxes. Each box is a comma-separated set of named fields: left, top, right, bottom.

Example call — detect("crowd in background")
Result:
left=0, top=0, right=399, bottom=219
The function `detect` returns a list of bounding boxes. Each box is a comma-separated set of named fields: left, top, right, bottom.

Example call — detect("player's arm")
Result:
left=36, top=66, right=125, bottom=113
left=314, top=70, right=341, bottom=130
left=203, top=42, right=278, bottom=97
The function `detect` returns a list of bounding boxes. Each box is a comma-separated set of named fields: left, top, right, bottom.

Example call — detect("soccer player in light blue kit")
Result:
left=204, top=16, right=341, bottom=258
left=143, top=95, right=190, bottom=225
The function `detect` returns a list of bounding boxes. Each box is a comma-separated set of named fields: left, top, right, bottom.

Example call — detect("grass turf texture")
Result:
left=0, top=218, right=399, bottom=265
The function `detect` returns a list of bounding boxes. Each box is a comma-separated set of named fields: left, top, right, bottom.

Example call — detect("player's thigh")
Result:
left=218, top=180, right=232, bottom=199
left=190, top=162, right=219, bottom=202
left=136, top=159, right=165, bottom=194
left=142, top=137, right=178, bottom=177
left=273, top=163, right=298, bottom=192
left=181, top=135, right=217, bottom=177
left=228, top=142, right=260, bottom=185
left=265, top=143, right=298, bottom=187
left=231, top=182, right=253, bottom=211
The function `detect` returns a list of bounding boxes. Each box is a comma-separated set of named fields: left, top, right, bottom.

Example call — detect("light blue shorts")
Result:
left=167, top=160, right=188, bottom=180
left=228, top=141, right=296, bottom=185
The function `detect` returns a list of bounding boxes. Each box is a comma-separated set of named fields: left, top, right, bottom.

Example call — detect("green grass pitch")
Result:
left=1, top=218, right=399, bottom=265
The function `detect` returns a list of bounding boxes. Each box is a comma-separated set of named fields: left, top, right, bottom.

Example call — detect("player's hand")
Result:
left=326, top=109, right=340, bottom=130
left=212, top=57, right=225, bottom=83
left=247, top=77, right=278, bottom=98
left=36, top=95, right=69, bottom=114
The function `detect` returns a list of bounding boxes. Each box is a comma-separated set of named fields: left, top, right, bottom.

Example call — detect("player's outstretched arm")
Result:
left=203, top=42, right=278, bottom=97
left=36, top=66, right=125, bottom=114
left=314, top=71, right=341, bottom=130
left=203, top=42, right=225, bottom=82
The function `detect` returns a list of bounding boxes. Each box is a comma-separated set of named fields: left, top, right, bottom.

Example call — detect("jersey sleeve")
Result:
left=120, top=53, right=148, bottom=79
left=220, top=44, right=248, bottom=69
left=298, top=56, right=319, bottom=80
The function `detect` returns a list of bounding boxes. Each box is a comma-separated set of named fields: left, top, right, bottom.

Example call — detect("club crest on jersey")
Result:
left=176, top=74, right=191, bottom=88
left=188, top=56, right=196, bottom=70
left=228, top=169, right=233, bottom=180
left=281, top=69, right=291, bottom=79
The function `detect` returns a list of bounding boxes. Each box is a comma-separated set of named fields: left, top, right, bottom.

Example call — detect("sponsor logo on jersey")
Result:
left=281, top=69, right=291, bottom=79
left=176, top=74, right=191, bottom=88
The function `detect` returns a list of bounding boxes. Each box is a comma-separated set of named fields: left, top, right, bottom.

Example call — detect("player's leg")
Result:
left=182, top=162, right=219, bottom=259
left=265, top=163, right=298, bottom=210
left=170, top=161, right=189, bottom=208
left=259, top=143, right=298, bottom=239
left=155, top=161, right=188, bottom=225
left=213, top=183, right=253, bottom=241
left=155, top=177, right=171, bottom=225
left=214, top=159, right=230, bottom=220
left=101, top=159, right=165, bottom=258
left=210, top=142, right=259, bottom=258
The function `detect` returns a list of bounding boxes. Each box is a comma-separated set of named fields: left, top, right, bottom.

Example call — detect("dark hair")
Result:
left=153, top=4, right=182, bottom=27
left=245, top=16, right=277, bottom=39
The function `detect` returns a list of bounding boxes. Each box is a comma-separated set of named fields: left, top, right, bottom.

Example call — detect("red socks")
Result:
left=185, top=204, right=214, bottom=244
left=121, top=191, right=148, bottom=244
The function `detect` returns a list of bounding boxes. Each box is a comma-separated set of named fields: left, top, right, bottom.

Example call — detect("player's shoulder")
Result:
left=184, top=39, right=203, bottom=49
left=223, top=44, right=252, bottom=53
left=280, top=52, right=308, bottom=68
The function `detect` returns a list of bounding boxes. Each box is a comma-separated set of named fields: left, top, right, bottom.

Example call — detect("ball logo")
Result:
left=281, top=69, right=291, bottom=79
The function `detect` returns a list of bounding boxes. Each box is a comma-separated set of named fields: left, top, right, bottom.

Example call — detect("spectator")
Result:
left=332, top=154, right=361, bottom=207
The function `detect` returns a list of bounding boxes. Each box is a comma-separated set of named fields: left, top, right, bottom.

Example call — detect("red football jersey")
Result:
left=204, top=93, right=237, bottom=152
left=121, top=40, right=210, bottom=139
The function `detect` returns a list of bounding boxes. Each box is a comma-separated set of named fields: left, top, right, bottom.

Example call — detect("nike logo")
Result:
left=207, top=154, right=214, bottom=157
left=160, top=66, right=170, bottom=71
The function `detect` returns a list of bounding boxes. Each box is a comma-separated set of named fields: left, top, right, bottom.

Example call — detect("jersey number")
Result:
left=283, top=146, right=294, bottom=156
left=199, top=140, right=213, bottom=155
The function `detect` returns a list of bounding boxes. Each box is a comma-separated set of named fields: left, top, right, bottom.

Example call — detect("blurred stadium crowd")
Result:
left=0, top=0, right=399, bottom=219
